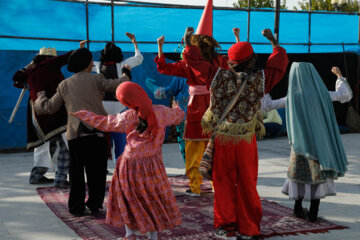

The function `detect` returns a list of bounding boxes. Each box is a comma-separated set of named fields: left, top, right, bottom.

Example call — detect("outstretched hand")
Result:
left=331, top=67, right=342, bottom=78
left=184, top=27, right=194, bottom=46
left=172, top=100, right=180, bottom=109
left=125, top=32, right=136, bottom=43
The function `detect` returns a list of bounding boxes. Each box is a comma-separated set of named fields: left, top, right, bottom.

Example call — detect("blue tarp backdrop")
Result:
left=0, top=0, right=359, bottom=149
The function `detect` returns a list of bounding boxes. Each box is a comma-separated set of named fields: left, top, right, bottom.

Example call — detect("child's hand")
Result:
left=157, top=35, right=165, bottom=47
left=331, top=67, right=342, bottom=78
left=79, top=40, right=87, bottom=48
left=125, top=32, right=136, bottom=43
left=172, top=100, right=180, bottom=109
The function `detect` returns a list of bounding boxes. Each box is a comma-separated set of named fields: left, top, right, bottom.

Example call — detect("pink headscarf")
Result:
left=116, top=82, right=158, bottom=137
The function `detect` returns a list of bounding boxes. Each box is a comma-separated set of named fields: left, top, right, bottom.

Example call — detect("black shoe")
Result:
left=54, top=180, right=70, bottom=188
left=294, top=207, right=308, bottom=219
left=29, top=176, right=54, bottom=184
left=70, top=208, right=91, bottom=217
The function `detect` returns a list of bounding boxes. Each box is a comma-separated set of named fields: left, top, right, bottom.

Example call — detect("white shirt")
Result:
left=261, top=77, right=353, bottom=112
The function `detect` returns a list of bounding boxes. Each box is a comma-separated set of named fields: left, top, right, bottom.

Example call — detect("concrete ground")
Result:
left=0, top=134, right=359, bottom=240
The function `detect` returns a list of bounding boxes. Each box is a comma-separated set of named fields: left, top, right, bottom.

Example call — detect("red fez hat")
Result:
left=228, top=42, right=254, bottom=64
left=195, top=0, right=213, bottom=36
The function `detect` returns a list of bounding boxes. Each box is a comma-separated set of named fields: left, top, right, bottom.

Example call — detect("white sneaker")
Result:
left=185, top=189, right=201, bottom=197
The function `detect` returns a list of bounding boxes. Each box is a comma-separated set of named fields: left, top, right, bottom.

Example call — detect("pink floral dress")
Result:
left=74, top=105, right=184, bottom=233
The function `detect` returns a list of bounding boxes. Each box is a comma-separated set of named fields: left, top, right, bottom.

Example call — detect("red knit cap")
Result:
left=228, top=42, right=254, bottom=64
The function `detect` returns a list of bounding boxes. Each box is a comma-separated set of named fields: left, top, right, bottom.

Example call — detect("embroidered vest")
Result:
left=201, top=68, right=265, bottom=144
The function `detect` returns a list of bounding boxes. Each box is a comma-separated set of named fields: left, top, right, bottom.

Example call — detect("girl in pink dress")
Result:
left=73, top=82, right=184, bottom=240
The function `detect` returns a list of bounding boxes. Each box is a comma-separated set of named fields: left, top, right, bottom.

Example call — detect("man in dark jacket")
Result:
left=13, top=46, right=72, bottom=187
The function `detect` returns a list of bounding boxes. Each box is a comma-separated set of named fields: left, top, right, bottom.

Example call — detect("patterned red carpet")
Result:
left=37, top=176, right=347, bottom=239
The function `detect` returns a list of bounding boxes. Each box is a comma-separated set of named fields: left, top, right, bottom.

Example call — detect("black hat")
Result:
left=100, top=42, right=123, bottom=63
left=67, top=48, right=93, bottom=73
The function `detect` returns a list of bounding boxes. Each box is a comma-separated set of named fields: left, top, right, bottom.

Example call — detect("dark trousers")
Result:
left=68, top=135, right=108, bottom=214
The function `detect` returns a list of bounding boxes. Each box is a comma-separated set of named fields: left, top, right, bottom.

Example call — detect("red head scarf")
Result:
left=116, top=82, right=158, bottom=137
left=228, top=42, right=254, bottom=64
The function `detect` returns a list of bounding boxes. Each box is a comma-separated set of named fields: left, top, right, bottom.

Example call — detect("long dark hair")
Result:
left=136, top=117, right=148, bottom=134
left=191, top=34, right=221, bottom=65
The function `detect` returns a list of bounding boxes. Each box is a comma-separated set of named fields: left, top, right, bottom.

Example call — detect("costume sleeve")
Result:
left=263, top=47, right=289, bottom=94
left=96, top=73, right=129, bottom=92
left=329, top=77, right=353, bottom=103
left=92, top=61, right=100, bottom=73
left=118, top=49, right=144, bottom=71
left=154, top=54, right=188, bottom=78
left=33, top=90, right=64, bottom=115
left=160, top=105, right=185, bottom=126
left=182, top=45, right=219, bottom=87
left=50, top=51, right=73, bottom=68
left=260, top=93, right=286, bottom=112
left=72, top=110, right=135, bottom=133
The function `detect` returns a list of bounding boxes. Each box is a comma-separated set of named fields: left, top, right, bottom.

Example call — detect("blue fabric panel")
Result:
left=0, top=1, right=358, bottom=53
left=89, top=4, right=112, bottom=41
left=311, top=14, right=358, bottom=43
left=0, top=0, right=86, bottom=39
left=250, top=11, right=275, bottom=43
left=213, top=10, right=248, bottom=43
left=279, top=12, right=309, bottom=43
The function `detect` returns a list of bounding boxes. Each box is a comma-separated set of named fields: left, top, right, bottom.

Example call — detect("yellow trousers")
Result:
left=185, top=140, right=207, bottom=194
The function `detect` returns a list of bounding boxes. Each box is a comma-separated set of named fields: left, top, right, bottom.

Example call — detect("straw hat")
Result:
left=38, top=47, right=57, bottom=56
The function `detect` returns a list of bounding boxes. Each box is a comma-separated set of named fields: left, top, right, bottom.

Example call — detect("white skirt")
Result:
left=282, top=178, right=336, bottom=201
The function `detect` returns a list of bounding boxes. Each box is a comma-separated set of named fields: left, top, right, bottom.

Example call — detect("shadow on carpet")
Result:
left=37, top=176, right=348, bottom=239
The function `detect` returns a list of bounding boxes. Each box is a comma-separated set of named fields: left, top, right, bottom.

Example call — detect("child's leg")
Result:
left=308, top=199, right=320, bottom=222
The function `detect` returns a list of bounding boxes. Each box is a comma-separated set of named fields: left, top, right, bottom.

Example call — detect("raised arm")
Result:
left=72, top=110, right=136, bottom=133
left=262, top=29, right=289, bottom=94
left=119, top=33, right=144, bottom=70
left=328, top=67, right=353, bottom=103
left=233, top=27, right=240, bottom=43
left=154, top=35, right=188, bottom=78
left=182, top=27, right=219, bottom=87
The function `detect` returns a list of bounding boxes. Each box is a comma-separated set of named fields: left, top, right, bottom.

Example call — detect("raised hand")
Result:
left=261, top=29, right=278, bottom=48
left=157, top=35, right=165, bottom=47
left=79, top=40, right=87, bottom=48
left=125, top=32, right=136, bottom=43
left=233, top=27, right=240, bottom=42
left=184, top=27, right=194, bottom=46
left=331, top=67, right=342, bottom=78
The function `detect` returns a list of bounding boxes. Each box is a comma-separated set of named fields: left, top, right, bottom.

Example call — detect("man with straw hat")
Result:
left=12, top=45, right=77, bottom=187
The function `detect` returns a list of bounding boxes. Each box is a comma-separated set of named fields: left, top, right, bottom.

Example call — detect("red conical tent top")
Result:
left=195, top=0, right=213, bottom=36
